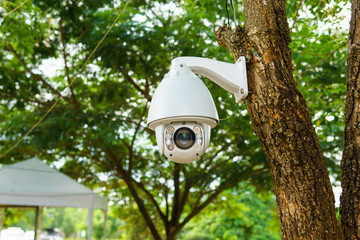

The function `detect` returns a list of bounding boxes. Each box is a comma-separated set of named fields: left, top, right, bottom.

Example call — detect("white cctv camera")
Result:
left=147, top=56, right=248, bottom=164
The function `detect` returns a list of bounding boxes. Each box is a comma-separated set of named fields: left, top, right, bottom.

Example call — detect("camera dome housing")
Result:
left=147, top=64, right=219, bottom=130
left=147, top=63, right=219, bottom=163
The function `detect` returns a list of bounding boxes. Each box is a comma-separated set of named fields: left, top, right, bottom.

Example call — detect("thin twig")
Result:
left=202, top=145, right=228, bottom=170
left=0, top=95, right=64, bottom=158
left=132, top=179, right=168, bottom=226
left=168, top=185, right=230, bottom=239
left=122, top=70, right=152, bottom=101
left=128, top=106, right=148, bottom=172
left=7, top=43, right=70, bottom=102
left=1, top=91, right=52, bottom=107
left=290, top=0, right=304, bottom=31
left=59, top=18, right=78, bottom=105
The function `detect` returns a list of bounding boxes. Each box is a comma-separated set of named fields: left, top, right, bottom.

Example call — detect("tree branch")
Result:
left=125, top=178, right=162, bottom=240
left=6, top=43, right=71, bottom=103
left=121, top=70, right=152, bottom=101
left=59, top=18, right=78, bottom=105
left=132, top=178, right=168, bottom=228
left=169, top=185, right=230, bottom=240
left=128, top=105, right=148, bottom=173
left=170, top=163, right=181, bottom=228
left=178, top=181, right=191, bottom=219
left=202, top=145, right=228, bottom=170
left=178, top=167, right=191, bottom=216
left=1, top=91, right=52, bottom=107
left=98, top=139, right=127, bottom=178
left=98, top=139, right=161, bottom=240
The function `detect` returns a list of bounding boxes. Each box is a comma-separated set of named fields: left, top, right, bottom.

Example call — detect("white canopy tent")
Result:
left=0, top=157, right=107, bottom=240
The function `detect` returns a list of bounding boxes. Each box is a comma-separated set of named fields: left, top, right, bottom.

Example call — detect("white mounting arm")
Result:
left=170, top=56, right=248, bottom=103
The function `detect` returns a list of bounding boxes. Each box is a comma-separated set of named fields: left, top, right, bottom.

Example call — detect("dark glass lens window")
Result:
left=174, top=127, right=195, bottom=150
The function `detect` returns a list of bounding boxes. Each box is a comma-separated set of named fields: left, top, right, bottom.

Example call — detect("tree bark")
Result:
left=340, top=0, right=360, bottom=239
left=215, top=0, right=343, bottom=239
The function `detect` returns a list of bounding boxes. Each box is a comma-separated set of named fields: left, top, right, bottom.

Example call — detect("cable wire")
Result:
left=229, top=0, right=237, bottom=28
left=0, top=0, right=131, bottom=159
left=1, top=0, right=30, bottom=22
left=225, top=0, right=230, bottom=25
left=219, top=104, right=242, bottom=121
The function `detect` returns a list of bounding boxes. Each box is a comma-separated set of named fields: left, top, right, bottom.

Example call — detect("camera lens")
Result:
left=174, top=127, right=196, bottom=150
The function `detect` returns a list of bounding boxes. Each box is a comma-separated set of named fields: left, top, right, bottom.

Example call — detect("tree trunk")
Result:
left=215, top=0, right=343, bottom=239
left=167, top=227, right=177, bottom=240
left=340, top=0, right=360, bottom=239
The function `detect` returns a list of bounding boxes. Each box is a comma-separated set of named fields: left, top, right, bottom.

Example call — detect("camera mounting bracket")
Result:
left=170, top=56, right=248, bottom=103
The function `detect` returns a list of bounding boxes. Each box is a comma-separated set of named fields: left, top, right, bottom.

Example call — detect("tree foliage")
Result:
left=179, top=186, right=281, bottom=240
left=0, top=0, right=271, bottom=239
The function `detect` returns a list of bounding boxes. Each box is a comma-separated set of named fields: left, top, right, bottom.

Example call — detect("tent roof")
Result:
left=0, top=157, right=107, bottom=209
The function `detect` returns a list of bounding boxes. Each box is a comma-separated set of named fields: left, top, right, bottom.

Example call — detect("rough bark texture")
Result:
left=215, top=0, right=343, bottom=239
left=340, top=0, right=360, bottom=239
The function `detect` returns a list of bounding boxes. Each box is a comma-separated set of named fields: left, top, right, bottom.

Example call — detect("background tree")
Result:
left=179, top=185, right=281, bottom=240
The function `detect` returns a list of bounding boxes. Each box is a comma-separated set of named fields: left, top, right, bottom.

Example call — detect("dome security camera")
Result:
left=147, top=56, right=248, bottom=164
